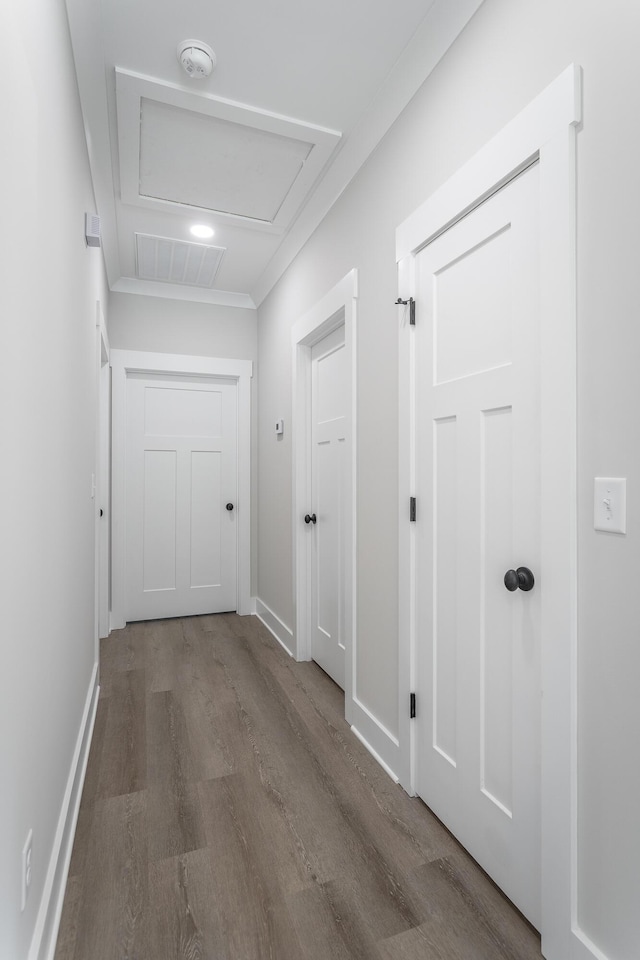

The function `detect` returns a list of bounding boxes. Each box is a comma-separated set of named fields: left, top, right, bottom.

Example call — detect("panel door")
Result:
left=415, top=165, right=541, bottom=927
left=310, top=325, right=347, bottom=688
left=126, top=374, right=237, bottom=621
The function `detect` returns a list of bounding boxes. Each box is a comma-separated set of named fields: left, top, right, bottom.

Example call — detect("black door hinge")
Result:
left=409, top=497, right=416, bottom=522
left=410, top=693, right=416, bottom=718
left=395, top=297, right=415, bottom=325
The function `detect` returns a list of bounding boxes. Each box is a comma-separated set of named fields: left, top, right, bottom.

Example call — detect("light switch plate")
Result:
left=594, top=477, right=626, bottom=534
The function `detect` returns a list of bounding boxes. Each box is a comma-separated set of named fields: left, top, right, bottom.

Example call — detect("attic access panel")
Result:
left=116, top=69, right=341, bottom=232
left=140, top=100, right=313, bottom=222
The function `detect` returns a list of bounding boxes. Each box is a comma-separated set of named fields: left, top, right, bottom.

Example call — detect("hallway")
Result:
left=55, top=614, right=542, bottom=959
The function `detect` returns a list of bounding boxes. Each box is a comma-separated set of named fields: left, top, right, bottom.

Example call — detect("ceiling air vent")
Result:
left=135, top=233, right=225, bottom=287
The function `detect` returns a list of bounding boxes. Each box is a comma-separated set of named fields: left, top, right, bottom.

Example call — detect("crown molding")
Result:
left=111, top=277, right=256, bottom=309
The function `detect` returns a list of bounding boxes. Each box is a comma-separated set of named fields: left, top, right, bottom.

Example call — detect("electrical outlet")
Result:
left=21, top=830, right=33, bottom=912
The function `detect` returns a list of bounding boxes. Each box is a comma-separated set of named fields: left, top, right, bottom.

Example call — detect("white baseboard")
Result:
left=29, top=663, right=99, bottom=960
left=351, top=724, right=400, bottom=783
left=253, top=597, right=402, bottom=785
left=570, top=929, right=610, bottom=960
left=348, top=695, right=401, bottom=782
left=254, top=597, right=294, bottom=657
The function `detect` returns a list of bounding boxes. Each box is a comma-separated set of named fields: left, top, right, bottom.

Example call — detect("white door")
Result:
left=415, top=165, right=541, bottom=927
left=126, top=373, right=237, bottom=621
left=309, top=325, right=347, bottom=688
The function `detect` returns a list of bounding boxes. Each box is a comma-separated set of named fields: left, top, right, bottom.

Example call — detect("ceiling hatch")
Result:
left=140, top=100, right=313, bottom=222
left=135, top=234, right=225, bottom=287
left=116, top=70, right=342, bottom=232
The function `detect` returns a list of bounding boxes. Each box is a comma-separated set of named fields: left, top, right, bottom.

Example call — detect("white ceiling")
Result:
left=65, top=0, right=484, bottom=308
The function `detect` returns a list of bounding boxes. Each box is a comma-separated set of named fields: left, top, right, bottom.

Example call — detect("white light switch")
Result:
left=594, top=477, right=626, bottom=534
left=275, top=418, right=284, bottom=436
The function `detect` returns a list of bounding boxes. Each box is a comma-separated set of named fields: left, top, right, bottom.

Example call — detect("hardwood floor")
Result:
left=55, top=614, right=543, bottom=960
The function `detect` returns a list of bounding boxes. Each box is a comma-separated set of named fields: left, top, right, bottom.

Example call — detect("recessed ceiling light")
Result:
left=190, top=224, right=215, bottom=239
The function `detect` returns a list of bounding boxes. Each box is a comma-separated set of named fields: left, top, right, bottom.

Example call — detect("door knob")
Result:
left=226, top=503, right=234, bottom=511
left=504, top=566, right=535, bottom=592
left=304, top=513, right=317, bottom=524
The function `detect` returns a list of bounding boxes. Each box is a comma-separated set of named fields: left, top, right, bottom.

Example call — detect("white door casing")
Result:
left=292, top=271, right=357, bottom=710
left=415, top=164, right=541, bottom=926
left=292, top=270, right=400, bottom=774
left=98, top=345, right=111, bottom=640
left=125, top=374, right=237, bottom=621
left=398, top=65, right=580, bottom=960
left=96, top=302, right=110, bottom=645
left=310, top=324, right=347, bottom=688
left=111, top=351, right=252, bottom=629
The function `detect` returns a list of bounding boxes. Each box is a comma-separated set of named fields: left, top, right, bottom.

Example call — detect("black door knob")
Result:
left=304, top=513, right=317, bottom=524
left=226, top=503, right=234, bottom=511
left=504, top=566, right=535, bottom=592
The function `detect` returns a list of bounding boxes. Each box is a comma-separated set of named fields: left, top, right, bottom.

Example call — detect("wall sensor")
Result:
left=177, top=40, right=216, bottom=79
left=85, top=212, right=101, bottom=247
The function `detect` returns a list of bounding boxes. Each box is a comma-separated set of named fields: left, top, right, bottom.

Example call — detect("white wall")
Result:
left=0, top=1, right=108, bottom=957
left=108, top=292, right=257, bottom=360
left=256, top=1, right=640, bottom=956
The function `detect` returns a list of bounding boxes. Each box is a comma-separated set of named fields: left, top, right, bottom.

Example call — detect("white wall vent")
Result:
left=135, top=234, right=225, bottom=287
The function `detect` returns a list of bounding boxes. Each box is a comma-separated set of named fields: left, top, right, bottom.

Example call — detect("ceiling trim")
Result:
left=251, top=0, right=487, bottom=306
left=116, top=69, right=341, bottom=233
left=112, top=277, right=256, bottom=309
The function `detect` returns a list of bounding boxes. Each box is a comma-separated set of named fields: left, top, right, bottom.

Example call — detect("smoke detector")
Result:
left=177, top=40, right=216, bottom=79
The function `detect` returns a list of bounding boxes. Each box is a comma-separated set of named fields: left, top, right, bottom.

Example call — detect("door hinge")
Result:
left=409, top=497, right=416, bottom=522
left=395, top=297, right=415, bottom=325
left=410, top=693, right=416, bottom=718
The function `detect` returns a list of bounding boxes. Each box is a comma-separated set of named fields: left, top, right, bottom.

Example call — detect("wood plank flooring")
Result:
left=55, top=614, right=543, bottom=960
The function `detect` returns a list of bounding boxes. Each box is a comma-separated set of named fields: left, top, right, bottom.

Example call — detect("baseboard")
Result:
left=254, top=597, right=294, bottom=657
left=255, top=600, right=402, bottom=788
left=29, top=662, right=99, bottom=960
left=350, top=724, right=400, bottom=783
left=570, top=929, right=610, bottom=960
left=349, top=695, right=401, bottom=782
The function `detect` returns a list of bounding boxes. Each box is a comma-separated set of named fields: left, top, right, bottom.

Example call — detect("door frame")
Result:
left=110, top=350, right=253, bottom=629
left=291, top=270, right=357, bottom=712
left=96, top=303, right=111, bottom=647
left=397, top=66, right=580, bottom=960
left=92, top=300, right=111, bottom=661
